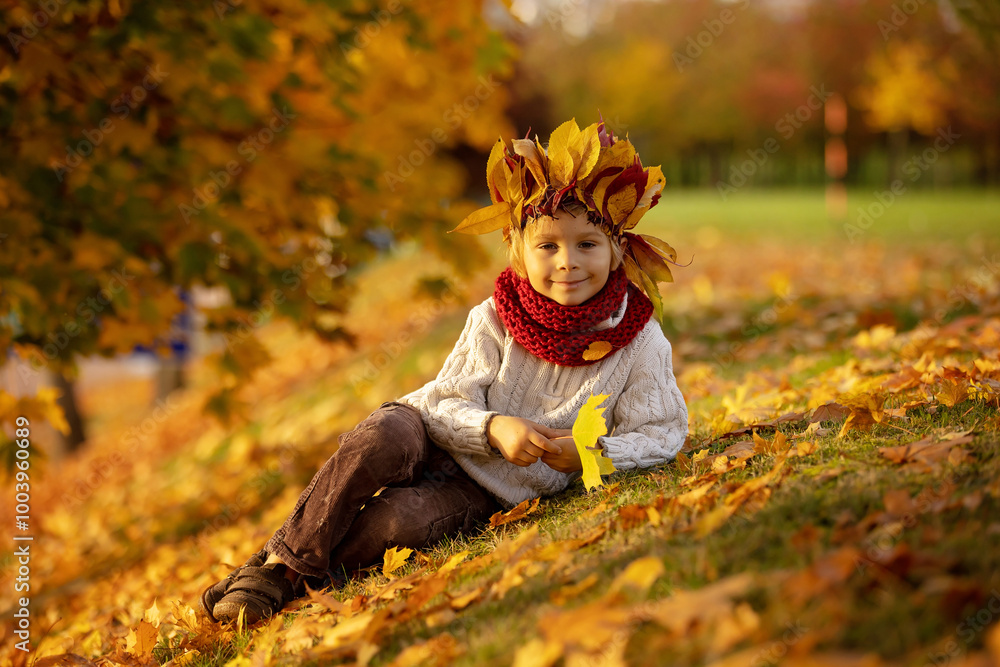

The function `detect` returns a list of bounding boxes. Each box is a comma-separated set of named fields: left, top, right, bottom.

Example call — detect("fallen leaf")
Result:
left=810, top=402, right=849, bottom=423
left=878, top=435, right=974, bottom=468
left=449, top=586, right=484, bottom=610
left=125, top=619, right=159, bottom=658
left=936, top=379, right=969, bottom=407
left=608, top=556, right=664, bottom=596
left=882, top=489, right=914, bottom=517
left=31, top=655, right=97, bottom=667
left=549, top=573, right=600, bottom=605
left=490, top=497, right=541, bottom=527
left=436, top=550, right=470, bottom=576
left=793, top=441, right=818, bottom=457
left=387, top=633, right=461, bottom=666
left=753, top=430, right=789, bottom=456
left=144, top=599, right=161, bottom=625
left=512, top=637, right=562, bottom=667
left=382, top=546, right=414, bottom=578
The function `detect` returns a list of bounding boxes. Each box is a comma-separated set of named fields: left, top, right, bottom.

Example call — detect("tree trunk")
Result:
left=53, top=372, right=87, bottom=452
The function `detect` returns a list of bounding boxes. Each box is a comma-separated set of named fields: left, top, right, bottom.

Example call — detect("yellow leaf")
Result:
left=609, top=556, right=664, bottom=596
left=449, top=201, right=511, bottom=235
left=572, top=394, right=616, bottom=491
left=144, top=599, right=161, bottom=625
left=512, top=138, right=548, bottom=189
left=793, top=441, right=818, bottom=457
left=486, top=138, right=508, bottom=204
left=437, top=550, right=470, bottom=576
left=490, top=497, right=541, bottom=527
left=512, top=637, right=562, bottom=667
left=582, top=340, right=612, bottom=361
left=382, top=546, right=413, bottom=578
left=575, top=122, right=602, bottom=182
left=126, top=619, right=158, bottom=657
left=606, top=187, right=638, bottom=226
left=388, top=633, right=461, bottom=667
left=936, top=379, right=969, bottom=407
left=546, top=118, right=581, bottom=190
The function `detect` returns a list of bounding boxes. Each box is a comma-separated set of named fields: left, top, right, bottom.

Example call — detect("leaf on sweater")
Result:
left=572, top=393, right=617, bottom=491
left=383, top=546, right=414, bottom=578
left=582, top=340, right=613, bottom=361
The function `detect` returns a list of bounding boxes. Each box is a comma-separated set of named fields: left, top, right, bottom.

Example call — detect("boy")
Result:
left=203, top=118, right=687, bottom=624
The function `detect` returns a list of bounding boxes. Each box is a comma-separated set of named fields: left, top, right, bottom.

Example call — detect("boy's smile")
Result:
left=522, top=209, right=615, bottom=306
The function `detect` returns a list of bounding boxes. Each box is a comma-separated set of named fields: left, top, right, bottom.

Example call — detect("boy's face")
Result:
left=522, top=208, right=615, bottom=306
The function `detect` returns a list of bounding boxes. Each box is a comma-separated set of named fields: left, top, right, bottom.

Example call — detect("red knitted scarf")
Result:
left=493, top=267, right=653, bottom=367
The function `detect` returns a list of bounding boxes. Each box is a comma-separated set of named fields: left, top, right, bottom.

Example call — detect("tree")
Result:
left=0, top=0, right=514, bottom=445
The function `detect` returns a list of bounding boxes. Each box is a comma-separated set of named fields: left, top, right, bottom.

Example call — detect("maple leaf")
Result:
left=489, top=497, right=541, bottom=527
left=608, top=556, right=665, bottom=596
left=936, top=379, right=969, bottom=407
left=879, top=434, right=974, bottom=469
left=382, top=546, right=413, bottom=578
left=752, top=430, right=789, bottom=456
left=571, top=393, right=617, bottom=491
left=124, top=619, right=158, bottom=658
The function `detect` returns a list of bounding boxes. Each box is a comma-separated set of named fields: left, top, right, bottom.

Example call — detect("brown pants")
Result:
left=264, top=402, right=501, bottom=579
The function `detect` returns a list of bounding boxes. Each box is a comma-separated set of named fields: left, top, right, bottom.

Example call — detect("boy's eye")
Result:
left=580, top=241, right=596, bottom=249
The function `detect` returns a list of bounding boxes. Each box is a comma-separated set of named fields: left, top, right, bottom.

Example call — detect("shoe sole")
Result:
left=212, top=599, right=271, bottom=626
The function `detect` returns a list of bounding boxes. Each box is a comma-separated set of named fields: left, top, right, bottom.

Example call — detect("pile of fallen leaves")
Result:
left=2, top=228, right=999, bottom=666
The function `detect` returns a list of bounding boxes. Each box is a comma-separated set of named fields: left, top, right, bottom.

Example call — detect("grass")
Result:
left=645, top=187, right=1000, bottom=244
left=3, top=188, right=999, bottom=667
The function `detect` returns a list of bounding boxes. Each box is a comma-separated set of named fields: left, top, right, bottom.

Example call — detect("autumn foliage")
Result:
left=0, top=0, right=513, bottom=431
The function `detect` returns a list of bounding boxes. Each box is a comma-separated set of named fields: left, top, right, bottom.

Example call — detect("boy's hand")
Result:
left=540, top=429, right=583, bottom=473
left=486, top=415, right=561, bottom=467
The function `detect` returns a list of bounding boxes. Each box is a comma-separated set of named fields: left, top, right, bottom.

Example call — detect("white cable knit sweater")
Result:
left=396, top=292, right=688, bottom=508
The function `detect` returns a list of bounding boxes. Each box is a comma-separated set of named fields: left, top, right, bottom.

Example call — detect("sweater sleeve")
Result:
left=405, top=299, right=506, bottom=460
left=599, top=326, right=689, bottom=470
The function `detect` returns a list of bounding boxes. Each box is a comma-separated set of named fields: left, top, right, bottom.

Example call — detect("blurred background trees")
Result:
left=1, top=0, right=997, bottom=454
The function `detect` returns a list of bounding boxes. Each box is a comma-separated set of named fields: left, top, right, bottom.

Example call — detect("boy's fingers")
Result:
left=534, top=435, right=561, bottom=455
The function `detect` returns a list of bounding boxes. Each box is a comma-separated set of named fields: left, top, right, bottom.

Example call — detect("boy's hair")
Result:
left=506, top=198, right=625, bottom=278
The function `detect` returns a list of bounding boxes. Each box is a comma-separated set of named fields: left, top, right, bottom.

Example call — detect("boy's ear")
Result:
left=612, top=237, right=627, bottom=270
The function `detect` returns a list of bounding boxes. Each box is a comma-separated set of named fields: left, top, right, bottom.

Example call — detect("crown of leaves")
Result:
left=451, top=118, right=679, bottom=319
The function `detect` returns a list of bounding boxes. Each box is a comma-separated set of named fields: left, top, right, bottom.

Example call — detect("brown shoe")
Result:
left=212, top=563, right=299, bottom=625
left=200, top=549, right=267, bottom=622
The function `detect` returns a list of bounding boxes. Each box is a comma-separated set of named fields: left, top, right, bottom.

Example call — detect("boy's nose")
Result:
left=556, top=249, right=579, bottom=270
